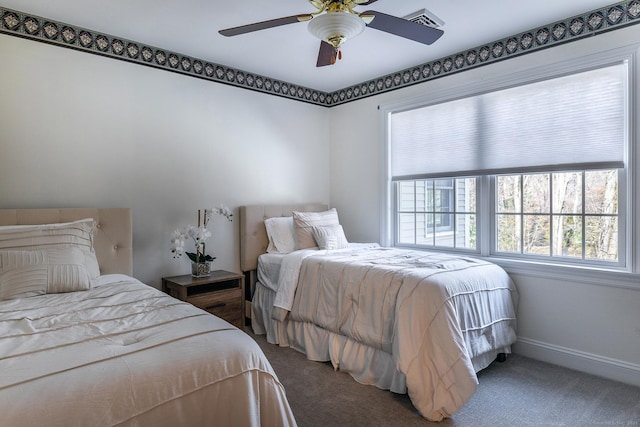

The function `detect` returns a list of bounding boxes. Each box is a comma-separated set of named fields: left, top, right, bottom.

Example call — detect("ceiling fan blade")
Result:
left=219, top=14, right=312, bottom=37
left=316, top=41, right=335, bottom=67
left=354, top=0, right=379, bottom=4
left=362, top=10, right=443, bottom=45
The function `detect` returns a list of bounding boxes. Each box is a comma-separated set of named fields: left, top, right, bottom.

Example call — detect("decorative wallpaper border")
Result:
left=1, top=1, right=640, bottom=107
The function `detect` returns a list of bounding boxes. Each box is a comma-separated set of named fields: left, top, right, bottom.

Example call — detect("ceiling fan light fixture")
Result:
left=308, top=12, right=366, bottom=49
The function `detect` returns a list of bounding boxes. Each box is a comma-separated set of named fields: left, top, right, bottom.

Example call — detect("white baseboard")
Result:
left=513, top=337, right=640, bottom=388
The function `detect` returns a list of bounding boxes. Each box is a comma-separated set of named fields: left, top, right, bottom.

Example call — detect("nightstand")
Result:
left=162, top=270, right=245, bottom=328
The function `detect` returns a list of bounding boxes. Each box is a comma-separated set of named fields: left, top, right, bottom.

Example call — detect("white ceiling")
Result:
left=1, top=0, right=620, bottom=92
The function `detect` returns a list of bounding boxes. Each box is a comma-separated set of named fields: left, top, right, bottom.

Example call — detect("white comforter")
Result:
left=272, top=243, right=379, bottom=317
left=0, top=275, right=297, bottom=427
left=273, top=246, right=518, bottom=421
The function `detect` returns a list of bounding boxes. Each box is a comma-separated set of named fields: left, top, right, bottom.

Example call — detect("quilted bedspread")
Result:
left=276, top=246, right=518, bottom=421
left=0, top=275, right=296, bottom=427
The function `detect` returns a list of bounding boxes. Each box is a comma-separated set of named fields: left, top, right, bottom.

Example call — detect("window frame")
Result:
left=379, top=46, right=638, bottom=286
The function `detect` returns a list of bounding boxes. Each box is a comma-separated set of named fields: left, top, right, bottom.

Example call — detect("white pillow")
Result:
left=0, top=218, right=100, bottom=279
left=293, top=208, right=340, bottom=250
left=264, top=216, right=296, bottom=254
left=312, top=224, right=350, bottom=250
left=0, top=247, right=92, bottom=300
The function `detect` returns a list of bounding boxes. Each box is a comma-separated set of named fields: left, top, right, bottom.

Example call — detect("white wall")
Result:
left=329, top=25, right=640, bottom=386
left=0, top=34, right=331, bottom=286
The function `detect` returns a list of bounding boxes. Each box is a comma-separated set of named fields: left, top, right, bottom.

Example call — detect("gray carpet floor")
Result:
left=249, top=331, right=640, bottom=427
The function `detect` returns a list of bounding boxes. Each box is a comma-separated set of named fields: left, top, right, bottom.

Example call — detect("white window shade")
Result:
left=391, top=63, right=627, bottom=180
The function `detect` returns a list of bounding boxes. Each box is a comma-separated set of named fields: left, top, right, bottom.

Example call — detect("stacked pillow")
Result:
left=264, top=216, right=296, bottom=254
left=0, top=218, right=99, bottom=300
left=264, top=208, right=350, bottom=253
left=310, top=223, right=349, bottom=251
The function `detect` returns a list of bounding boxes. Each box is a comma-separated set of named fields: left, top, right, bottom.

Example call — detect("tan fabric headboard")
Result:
left=0, top=208, right=133, bottom=276
left=239, top=204, right=328, bottom=272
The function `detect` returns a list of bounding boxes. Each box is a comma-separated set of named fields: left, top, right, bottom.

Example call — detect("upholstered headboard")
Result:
left=0, top=208, right=133, bottom=276
left=239, top=203, right=328, bottom=272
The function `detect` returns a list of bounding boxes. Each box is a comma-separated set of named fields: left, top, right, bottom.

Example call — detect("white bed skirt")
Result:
left=252, top=280, right=511, bottom=395
left=252, top=280, right=289, bottom=346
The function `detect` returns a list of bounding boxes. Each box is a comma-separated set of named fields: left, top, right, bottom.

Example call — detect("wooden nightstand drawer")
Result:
left=161, top=271, right=245, bottom=329
left=188, top=287, right=242, bottom=326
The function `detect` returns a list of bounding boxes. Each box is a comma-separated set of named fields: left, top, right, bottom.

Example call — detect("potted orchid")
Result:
left=170, top=205, right=233, bottom=277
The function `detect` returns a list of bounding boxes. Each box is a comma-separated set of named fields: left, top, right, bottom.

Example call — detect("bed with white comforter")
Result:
left=241, top=204, right=518, bottom=422
left=0, top=208, right=297, bottom=427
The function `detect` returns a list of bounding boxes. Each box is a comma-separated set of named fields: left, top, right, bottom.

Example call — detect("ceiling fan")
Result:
left=219, top=0, right=444, bottom=67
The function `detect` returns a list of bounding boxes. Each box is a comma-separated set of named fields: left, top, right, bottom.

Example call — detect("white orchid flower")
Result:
left=170, top=206, right=233, bottom=264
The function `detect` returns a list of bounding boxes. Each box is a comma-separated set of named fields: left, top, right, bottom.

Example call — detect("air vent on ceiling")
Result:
left=403, top=8, right=445, bottom=29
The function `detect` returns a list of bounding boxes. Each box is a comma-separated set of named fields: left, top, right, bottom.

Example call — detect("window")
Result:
left=397, top=178, right=476, bottom=249
left=495, top=170, right=619, bottom=262
left=387, top=60, right=628, bottom=269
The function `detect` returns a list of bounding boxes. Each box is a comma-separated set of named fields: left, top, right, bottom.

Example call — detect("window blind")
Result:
left=390, top=63, right=627, bottom=180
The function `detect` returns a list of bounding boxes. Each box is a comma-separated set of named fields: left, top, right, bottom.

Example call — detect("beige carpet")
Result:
left=249, top=331, right=640, bottom=427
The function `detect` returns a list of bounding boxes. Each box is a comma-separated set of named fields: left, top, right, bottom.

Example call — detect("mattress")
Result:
left=0, top=274, right=297, bottom=427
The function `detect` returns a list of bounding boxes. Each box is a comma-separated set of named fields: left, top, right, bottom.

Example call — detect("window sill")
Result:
left=486, top=256, right=640, bottom=291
